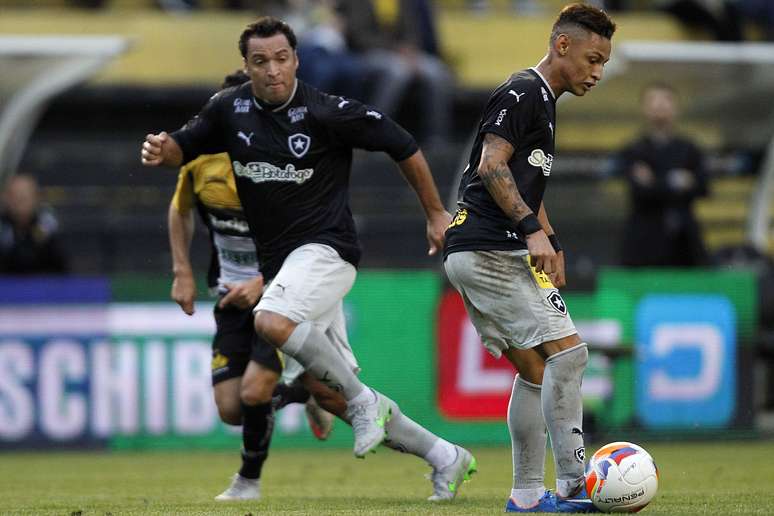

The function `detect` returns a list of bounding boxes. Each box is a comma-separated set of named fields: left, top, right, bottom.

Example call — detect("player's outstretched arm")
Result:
left=396, top=150, right=451, bottom=256
left=168, top=203, right=196, bottom=315
left=141, top=131, right=183, bottom=168
left=478, top=133, right=556, bottom=275
left=538, top=202, right=565, bottom=288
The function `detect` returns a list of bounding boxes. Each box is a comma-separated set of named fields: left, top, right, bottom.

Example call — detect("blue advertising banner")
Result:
left=635, top=294, right=736, bottom=429
left=0, top=276, right=110, bottom=304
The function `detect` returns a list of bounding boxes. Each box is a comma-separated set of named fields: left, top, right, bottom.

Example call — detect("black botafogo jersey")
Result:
left=444, top=68, right=557, bottom=258
left=171, top=80, right=418, bottom=280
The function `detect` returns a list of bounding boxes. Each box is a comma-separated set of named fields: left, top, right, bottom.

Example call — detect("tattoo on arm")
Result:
left=478, top=133, right=533, bottom=224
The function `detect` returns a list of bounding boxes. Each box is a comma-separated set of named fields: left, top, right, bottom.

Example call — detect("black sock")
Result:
left=239, top=401, right=274, bottom=480
left=271, top=382, right=311, bottom=410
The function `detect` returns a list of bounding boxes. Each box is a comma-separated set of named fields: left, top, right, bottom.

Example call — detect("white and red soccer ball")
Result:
left=585, top=441, right=659, bottom=513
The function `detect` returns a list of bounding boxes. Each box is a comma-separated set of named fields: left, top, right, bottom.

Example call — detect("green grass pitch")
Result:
left=2, top=441, right=774, bottom=515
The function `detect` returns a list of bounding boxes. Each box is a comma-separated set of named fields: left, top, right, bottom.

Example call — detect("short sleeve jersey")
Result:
left=444, top=68, right=557, bottom=258
left=171, top=152, right=259, bottom=293
left=171, top=80, right=418, bottom=280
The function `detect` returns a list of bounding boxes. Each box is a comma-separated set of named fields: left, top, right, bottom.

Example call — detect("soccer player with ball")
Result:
left=444, top=3, right=616, bottom=512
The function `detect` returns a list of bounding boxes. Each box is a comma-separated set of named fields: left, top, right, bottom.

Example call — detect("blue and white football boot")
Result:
left=505, top=488, right=600, bottom=513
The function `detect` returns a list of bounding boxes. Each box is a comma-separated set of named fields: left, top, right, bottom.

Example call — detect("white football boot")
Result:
left=214, top=474, right=260, bottom=501
left=427, top=445, right=477, bottom=501
left=346, top=389, right=392, bottom=457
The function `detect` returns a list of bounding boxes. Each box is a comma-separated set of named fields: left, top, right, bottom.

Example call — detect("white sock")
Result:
left=542, top=343, right=588, bottom=498
left=424, top=439, right=457, bottom=470
left=379, top=394, right=444, bottom=462
left=510, top=487, right=546, bottom=508
left=509, top=374, right=547, bottom=491
left=557, top=478, right=585, bottom=498
left=348, top=387, right=375, bottom=406
left=282, top=321, right=365, bottom=401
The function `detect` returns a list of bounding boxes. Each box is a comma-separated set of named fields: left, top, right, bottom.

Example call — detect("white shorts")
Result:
left=255, top=243, right=359, bottom=382
left=444, top=249, right=577, bottom=358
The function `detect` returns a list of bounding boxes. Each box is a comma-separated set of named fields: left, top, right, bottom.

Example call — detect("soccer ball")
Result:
left=585, top=441, right=659, bottom=513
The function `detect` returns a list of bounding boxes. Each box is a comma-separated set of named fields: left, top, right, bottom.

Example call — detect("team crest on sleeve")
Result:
left=288, top=133, right=311, bottom=158
left=528, top=149, right=554, bottom=176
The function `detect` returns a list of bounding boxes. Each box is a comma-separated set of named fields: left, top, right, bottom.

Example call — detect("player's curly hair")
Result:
left=551, top=3, right=616, bottom=42
left=238, top=16, right=297, bottom=58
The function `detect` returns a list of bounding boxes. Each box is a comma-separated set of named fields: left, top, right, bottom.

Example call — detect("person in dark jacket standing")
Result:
left=0, top=173, right=68, bottom=275
left=615, top=82, right=709, bottom=267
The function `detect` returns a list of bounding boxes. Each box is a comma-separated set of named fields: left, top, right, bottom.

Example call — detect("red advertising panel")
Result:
left=437, top=288, right=516, bottom=420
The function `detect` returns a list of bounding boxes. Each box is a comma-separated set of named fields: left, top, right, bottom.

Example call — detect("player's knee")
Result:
left=214, top=397, right=242, bottom=425
left=253, top=310, right=296, bottom=346
left=240, top=384, right=273, bottom=405
left=504, top=347, right=545, bottom=385
left=213, top=379, right=242, bottom=424
left=240, top=374, right=278, bottom=405
left=519, top=364, right=544, bottom=385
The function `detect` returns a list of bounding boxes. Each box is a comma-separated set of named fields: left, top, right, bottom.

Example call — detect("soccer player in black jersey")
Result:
left=444, top=4, right=615, bottom=513
left=143, top=16, right=476, bottom=502
left=168, top=70, right=341, bottom=501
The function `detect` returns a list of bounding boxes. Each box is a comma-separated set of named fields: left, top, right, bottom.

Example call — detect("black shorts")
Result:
left=211, top=300, right=282, bottom=385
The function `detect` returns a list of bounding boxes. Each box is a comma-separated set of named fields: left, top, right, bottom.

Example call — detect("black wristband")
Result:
left=548, top=234, right=562, bottom=252
left=517, top=213, right=542, bottom=235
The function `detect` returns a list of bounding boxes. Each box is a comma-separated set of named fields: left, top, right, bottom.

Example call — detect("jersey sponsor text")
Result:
left=288, top=106, right=307, bottom=123
left=495, top=108, right=508, bottom=126
left=233, top=98, right=250, bottom=113
left=208, top=214, right=250, bottom=234
left=232, top=161, right=314, bottom=185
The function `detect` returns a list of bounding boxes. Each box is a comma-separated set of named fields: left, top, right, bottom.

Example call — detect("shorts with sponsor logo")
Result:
left=255, top=243, right=359, bottom=383
left=211, top=301, right=282, bottom=385
left=444, top=249, right=576, bottom=358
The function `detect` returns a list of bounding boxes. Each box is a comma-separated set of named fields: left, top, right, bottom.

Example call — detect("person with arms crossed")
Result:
left=144, top=16, right=475, bottom=501
left=443, top=3, right=615, bottom=513
left=615, top=82, right=709, bottom=267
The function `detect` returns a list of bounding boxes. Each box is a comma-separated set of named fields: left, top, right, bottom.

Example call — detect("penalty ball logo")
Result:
left=599, top=487, right=646, bottom=504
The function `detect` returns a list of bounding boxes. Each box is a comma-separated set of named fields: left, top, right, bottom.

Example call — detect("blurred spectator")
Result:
left=294, top=0, right=366, bottom=99
left=613, top=83, right=709, bottom=267
left=662, top=0, right=743, bottom=41
left=0, top=174, right=68, bottom=274
left=338, top=0, right=454, bottom=146
left=739, top=0, right=774, bottom=40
